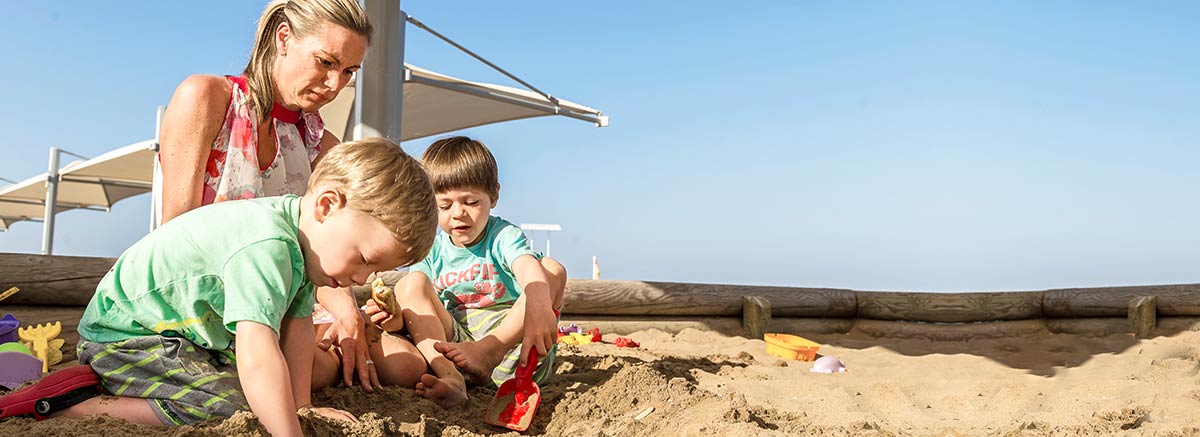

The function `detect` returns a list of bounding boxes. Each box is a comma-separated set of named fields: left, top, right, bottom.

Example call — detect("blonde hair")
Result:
left=309, top=138, right=437, bottom=266
left=244, top=0, right=373, bottom=122
left=421, top=136, right=501, bottom=203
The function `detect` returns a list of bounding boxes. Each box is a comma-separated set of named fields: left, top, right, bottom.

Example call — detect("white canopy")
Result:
left=0, top=140, right=156, bottom=231
left=320, top=64, right=607, bottom=142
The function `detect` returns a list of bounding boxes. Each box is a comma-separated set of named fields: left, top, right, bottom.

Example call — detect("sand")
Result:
left=2, top=306, right=1199, bottom=436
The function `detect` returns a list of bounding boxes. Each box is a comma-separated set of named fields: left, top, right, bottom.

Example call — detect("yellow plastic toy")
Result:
left=557, top=332, right=594, bottom=345
left=0, top=286, right=18, bottom=302
left=763, top=333, right=820, bottom=361
left=19, top=322, right=66, bottom=373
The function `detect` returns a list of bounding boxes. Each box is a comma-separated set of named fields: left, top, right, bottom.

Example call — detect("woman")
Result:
left=158, top=0, right=379, bottom=397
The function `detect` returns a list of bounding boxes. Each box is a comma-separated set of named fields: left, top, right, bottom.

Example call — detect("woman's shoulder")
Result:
left=171, top=74, right=234, bottom=110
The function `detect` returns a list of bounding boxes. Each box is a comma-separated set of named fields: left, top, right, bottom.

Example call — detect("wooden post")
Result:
left=1128, top=295, right=1157, bottom=339
left=743, top=295, right=771, bottom=339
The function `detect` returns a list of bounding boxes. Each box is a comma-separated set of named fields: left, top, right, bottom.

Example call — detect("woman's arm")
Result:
left=314, top=285, right=379, bottom=391
left=158, top=75, right=231, bottom=223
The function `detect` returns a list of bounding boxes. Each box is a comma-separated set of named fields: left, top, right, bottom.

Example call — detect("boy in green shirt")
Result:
left=0, top=138, right=437, bottom=435
left=364, top=136, right=566, bottom=408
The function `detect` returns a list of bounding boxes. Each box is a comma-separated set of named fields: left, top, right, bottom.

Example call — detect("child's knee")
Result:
left=540, top=257, right=567, bottom=304
left=396, top=271, right=434, bottom=298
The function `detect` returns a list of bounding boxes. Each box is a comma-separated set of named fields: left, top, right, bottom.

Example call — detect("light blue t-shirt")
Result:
left=411, top=216, right=538, bottom=312
left=78, top=195, right=315, bottom=351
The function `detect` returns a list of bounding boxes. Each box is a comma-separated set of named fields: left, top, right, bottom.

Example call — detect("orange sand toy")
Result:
left=763, top=333, right=820, bottom=361
left=19, top=322, right=66, bottom=373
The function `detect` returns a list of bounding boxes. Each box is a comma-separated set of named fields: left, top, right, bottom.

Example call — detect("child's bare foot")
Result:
left=414, top=373, right=468, bottom=408
left=434, top=340, right=506, bottom=385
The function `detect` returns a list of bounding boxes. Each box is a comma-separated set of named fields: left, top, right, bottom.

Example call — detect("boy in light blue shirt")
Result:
left=365, top=136, right=565, bottom=408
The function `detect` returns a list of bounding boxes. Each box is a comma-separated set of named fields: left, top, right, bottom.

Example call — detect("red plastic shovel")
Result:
left=483, top=349, right=541, bottom=432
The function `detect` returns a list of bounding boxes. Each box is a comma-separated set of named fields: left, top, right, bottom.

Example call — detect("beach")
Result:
left=2, top=305, right=1199, bottom=436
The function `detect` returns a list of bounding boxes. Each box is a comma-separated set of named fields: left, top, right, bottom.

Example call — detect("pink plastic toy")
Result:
left=810, top=356, right=847, bottom=374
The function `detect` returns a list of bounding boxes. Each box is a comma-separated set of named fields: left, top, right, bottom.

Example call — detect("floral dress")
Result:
left=202, top=76, right=325, bottom=205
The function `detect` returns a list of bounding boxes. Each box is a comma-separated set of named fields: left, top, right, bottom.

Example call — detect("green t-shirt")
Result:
left=411, top=216, right=538, bottom=313
left=78, top=195, right=314, bottom=351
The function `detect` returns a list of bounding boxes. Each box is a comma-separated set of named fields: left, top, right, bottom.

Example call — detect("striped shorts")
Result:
left=77, top=336, right=247, bottom=425
left=449, top=303, right=558, bottom=387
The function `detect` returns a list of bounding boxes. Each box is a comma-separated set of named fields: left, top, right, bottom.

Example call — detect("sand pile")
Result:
left=2, top=310, right=1200, bottom=436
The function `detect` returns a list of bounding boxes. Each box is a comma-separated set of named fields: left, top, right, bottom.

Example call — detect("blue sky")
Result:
left=1, top=2, right=1197, bottom=291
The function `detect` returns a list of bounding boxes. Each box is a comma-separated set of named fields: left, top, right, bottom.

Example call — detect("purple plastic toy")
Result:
left=0, top=314, right=18, bottom=344
left=0, top=351, right=43, bottom=390
left=558, top=323, right=581, bottom=335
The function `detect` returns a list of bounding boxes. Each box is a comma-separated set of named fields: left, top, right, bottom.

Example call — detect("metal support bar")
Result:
left=151, top=105, right=166, bottom=231
left=406, top=15, right=559, bottom=107
left=520, top=224, right=561, bottom=258
left=41, top=147, right=61, bottom=255
left=58, top=150, right=90, bottom=161
left=407, top=74, right=606, bottom=126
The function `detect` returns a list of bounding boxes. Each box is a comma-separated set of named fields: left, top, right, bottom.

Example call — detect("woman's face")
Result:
left=273, top=22, right=368, bottom=112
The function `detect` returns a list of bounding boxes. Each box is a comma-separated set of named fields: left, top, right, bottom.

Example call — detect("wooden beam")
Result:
left=850, top=319, right=1048, bottom=341
left=856, top=291, right=1043, bottom=322
left=1044, top=316, right=1200, bottom=336
left=559, top=316, right=854, bottom=336
left=1128, top=295, right=1157, bottom=339
left=0, top=253, right=115, bottom=306
left=742, top=296, right=771, bottom=339
left=1043, top=284, right=1200, bottom=317
left=562, top=279, right=857, bottom=317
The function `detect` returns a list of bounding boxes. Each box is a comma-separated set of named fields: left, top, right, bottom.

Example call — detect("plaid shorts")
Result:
left=77, top=336, right=247, bottom=425
left=449, top=303, right=558, bottom=387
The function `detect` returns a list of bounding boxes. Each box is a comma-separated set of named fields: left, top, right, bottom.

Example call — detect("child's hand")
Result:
left=364, top=298, right=404, bottom=333
left=301, top=405, right=359, bottom=423
left=520, top=296, right=557, bottom=367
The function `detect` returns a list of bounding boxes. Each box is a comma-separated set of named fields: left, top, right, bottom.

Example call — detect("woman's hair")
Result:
left=421, top=136, right=501, bottom=203
left=308, top=138, right=438, bottom=266
left=244, top=0, right=373, bottom=122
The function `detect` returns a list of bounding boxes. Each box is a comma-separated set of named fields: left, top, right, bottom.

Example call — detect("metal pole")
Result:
left=151, top=105, right=165, bottom=231
left=355, top=0, right=405, bottom=141
left=41, top=147, right=61, bottom=255
left=545, top=231, right=551, bottom=258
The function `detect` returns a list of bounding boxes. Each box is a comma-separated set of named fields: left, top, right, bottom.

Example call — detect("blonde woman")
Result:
left=157, top=0, right=380, bottom=392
